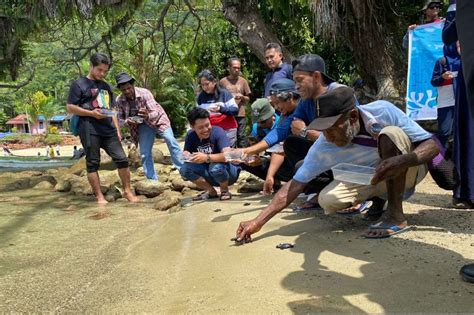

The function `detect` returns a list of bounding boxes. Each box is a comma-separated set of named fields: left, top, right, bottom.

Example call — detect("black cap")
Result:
left=115, top=72, right=135, bottom=88
left=307, top=86, right=356, bottom=131
left=292, top=54, right=335, bottom=84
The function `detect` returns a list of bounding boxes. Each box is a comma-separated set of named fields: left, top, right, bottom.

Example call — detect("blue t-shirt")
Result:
left=263, top=82, right=345, bottom=147
left=184, top=126, right=230, bottom=154
left=263, top=63, right=293, bottom=97
left=251, top=114, right=281, bottom=140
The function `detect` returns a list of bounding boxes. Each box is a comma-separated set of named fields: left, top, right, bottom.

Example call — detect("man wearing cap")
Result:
left=115, top=72, right=183, bottom=180
left=263, top=43, right=293, bottom=97
left=235, top=86, right=439, bottom=242
left=244, top=55, right=345, bottom=180
left=241, top=98, right=293, bottom=194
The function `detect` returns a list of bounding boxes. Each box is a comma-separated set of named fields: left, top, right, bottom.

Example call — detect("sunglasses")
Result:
left=427, top=4, right=441, bottom=9
left=269, top=90, right=292, bottom=100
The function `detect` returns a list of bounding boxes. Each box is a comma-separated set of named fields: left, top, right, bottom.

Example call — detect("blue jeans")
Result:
left=437, top=106, right=454, bottom=150
left=138, top=124, right=183, bottom=180
left=179, top=162, right=240, bottom=187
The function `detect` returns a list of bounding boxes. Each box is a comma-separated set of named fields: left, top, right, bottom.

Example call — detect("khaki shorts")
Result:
left=318, top=126, right=428, bottom=214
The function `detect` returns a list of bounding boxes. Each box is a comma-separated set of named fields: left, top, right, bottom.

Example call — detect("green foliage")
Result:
left=49, top=126, right=58, bottom=134
left=0, top=109, right=8, bottom=131
left=11, top=127, right=17, bottom=133
left=62, top=120, right=69, bottom=132
left=44, top=134, right=62, bottom=145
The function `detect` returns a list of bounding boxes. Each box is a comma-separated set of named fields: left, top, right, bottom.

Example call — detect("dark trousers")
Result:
left=80, top=132, right=129, bottom=173
left=437, top=106, right=454, bottom=150
left=236, top=117, right=248, bottom=148
left=283, top=134, right=333, bottom=194
left=457, top=0, right=474, bottom=107
left=241, top=155, right=293, bottom=183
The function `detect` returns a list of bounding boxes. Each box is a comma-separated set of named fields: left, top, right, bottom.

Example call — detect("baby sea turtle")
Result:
left=276, top=243, right=294, bottom=250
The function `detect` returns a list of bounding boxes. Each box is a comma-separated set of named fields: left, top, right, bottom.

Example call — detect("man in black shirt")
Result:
left=66, top=53, right=138, bottom=204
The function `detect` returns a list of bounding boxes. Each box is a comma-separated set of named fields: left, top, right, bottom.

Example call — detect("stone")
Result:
left=169, top=174, right=200, bottom=192
left=33, top=181, right=54, bottom=190
left=153, top=190, right=182, bottom=211
left=152, top=147, right=171, bottom=165
left=55, top=180, right=72, bottom=192
left=69, top=157, right=86, bottom=175
left=237, top=179, right=264, bottom=193
left=105, top=185, right=122, bottom=202
left=128, top=145, right=141, bottom=170
left=70, top=176, right=94, bottom=196
left=134, top=179, right=165, bottom=198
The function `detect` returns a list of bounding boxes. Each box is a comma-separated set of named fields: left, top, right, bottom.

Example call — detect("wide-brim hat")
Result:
left=251, top=98, right=275, bottom=123
left=421, top=1, right=443, bottom=11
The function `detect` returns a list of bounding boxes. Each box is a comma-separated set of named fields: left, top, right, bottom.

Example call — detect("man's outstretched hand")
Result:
left=235, top=219, right=262, bottom=243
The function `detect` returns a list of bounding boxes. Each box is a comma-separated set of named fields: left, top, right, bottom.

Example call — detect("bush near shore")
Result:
left=0, top=134, right=79, bottom=149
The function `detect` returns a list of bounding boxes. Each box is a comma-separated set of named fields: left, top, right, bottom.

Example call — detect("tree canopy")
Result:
left=0, top=0, right=431, bottom=133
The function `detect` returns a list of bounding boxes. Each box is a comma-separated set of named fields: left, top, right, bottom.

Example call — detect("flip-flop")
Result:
left=364, top=224, right=411, bottom=239
left=192, top=191, right=218, bottom=201
left=368, top=220, right=408, bottom=230
left=293, top=202, right=322, bottom=212
left=336, top=201, right=372, bottom=216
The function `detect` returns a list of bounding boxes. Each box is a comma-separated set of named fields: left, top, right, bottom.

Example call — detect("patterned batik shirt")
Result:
left=116, top=87, right=171, bottom=144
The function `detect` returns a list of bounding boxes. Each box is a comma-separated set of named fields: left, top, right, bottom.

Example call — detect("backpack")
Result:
left=70, top=78, right=99, bottom=136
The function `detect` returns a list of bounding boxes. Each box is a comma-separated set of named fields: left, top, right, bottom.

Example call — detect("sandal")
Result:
left=336, top=201, right=372, bottom=216
left=293, top=201, right=322, bottom=212
left=220, top=191, right=232, bottom=201
left=192, top=191, right=218, bottom=201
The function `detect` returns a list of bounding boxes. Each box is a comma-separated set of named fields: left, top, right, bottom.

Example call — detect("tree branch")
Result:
left=0, top=67, right=36, bottom=90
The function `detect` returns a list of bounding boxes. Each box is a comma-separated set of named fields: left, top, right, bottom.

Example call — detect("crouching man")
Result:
left=235, top=86, right=439, bottom=241
left=180, top=108, right=241, bottom=201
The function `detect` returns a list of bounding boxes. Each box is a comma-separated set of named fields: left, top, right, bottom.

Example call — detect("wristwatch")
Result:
left=206, top=154, right=211, bottom=163
left=299, top=127, right=308, bottom=138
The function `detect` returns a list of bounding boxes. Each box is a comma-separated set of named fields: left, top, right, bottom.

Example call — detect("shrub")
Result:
left=11, top=127, right=17, bottom=133
left=44, top=134, right=62, bottom=145
left=49, top=125, right=58, bottom=134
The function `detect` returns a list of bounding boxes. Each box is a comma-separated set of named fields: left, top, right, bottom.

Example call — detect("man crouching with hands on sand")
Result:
left=236, top=86, right=439, bottom=242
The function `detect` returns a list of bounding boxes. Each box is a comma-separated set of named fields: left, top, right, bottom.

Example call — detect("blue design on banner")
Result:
left=406, top=21, right=444, bottom=120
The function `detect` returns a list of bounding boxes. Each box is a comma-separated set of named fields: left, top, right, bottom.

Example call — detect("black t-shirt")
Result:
left=67, top=77, right=116, bottom=136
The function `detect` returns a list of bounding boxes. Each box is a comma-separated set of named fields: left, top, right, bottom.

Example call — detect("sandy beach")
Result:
left=0, top=165, right=472, bottom=312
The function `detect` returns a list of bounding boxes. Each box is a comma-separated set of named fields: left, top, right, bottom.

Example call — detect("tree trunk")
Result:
left=221, top=0, right=295, bottom=64
left=344, top=2, right=402, bottom=100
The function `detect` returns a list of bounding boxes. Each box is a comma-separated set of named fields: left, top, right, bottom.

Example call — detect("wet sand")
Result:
left=0, top=175, right=473, bottom=312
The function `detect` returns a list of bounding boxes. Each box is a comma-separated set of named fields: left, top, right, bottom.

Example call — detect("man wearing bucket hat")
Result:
left=249, top=98, right=280, bottom=140
left=115, top=72, right=183, bottom=180
left=235, top=86, right=439, bottom=242
left=241, top=98, right=293, bottom=194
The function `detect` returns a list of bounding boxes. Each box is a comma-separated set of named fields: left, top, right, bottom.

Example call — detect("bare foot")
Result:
left=123, top=191, right=139, bottom=202
left=96, top=197, right=108, bottom=205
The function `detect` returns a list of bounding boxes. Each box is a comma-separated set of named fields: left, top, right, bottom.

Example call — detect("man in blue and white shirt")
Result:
left=235, top=87, right=439, bottom=241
